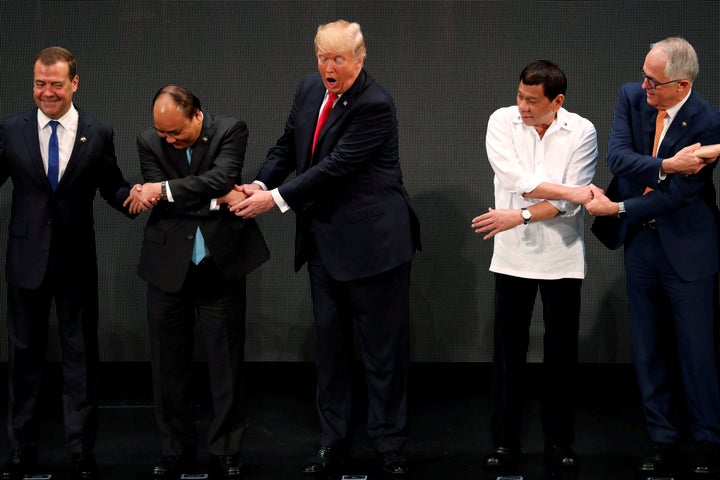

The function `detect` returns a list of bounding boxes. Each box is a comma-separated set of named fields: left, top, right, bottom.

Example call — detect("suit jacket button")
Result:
left=187, top=234, right=194, bottom=240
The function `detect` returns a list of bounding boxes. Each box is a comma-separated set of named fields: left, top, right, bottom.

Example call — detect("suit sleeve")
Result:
left=607, top=84, right=664, bottom=184
left=0, top=121, right=9, bottom=187
left=137, top=119, right=247, bottom=215
left=167, top=119, right=248, bottom=202
left=278, top=94, right=395, bottom=210
left=95, top=126, right=133, bottom=218
left=255, top=80, right=304, bottom=188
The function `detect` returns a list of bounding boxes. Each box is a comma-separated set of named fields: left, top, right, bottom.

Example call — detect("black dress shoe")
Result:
left=152, top=455, right=194, bottom=479
left=379, top=451, right=409, bottom=476
left=2, top=448, right=36, bottom=480
left=302, top=446, right=346, bottom=475
left=210, top=455, right=242, bottom=479
left=482, top=446, right=520, bottom=470
left=689, top=441, right=720, bottom=475
left=637, top=442, right=677, bottom=473
left=71, top=452, right=98, bottom=480
left=544, top=444, right=579, bottom=471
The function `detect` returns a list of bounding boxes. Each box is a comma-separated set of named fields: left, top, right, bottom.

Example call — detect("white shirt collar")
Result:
left=37, top=104, right=79, bottom=129
left=664, top=88, right=692, bottom=120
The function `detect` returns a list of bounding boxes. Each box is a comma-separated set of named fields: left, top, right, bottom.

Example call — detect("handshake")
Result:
left=122, top=182, right=277, bottom=219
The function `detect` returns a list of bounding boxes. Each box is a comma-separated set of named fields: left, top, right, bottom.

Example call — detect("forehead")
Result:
left=153, top=103, right=188, bottom=128
left=517, top=81, right=546, bottom=99
left=317, top=45, right=353, bottom=58
left=34, top=60, right=71, bottom=78
left=643, top=48, right=668, bottom=75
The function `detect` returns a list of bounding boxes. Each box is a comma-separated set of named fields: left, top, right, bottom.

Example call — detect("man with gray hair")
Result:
left=586, top=37, right=720, bottom=477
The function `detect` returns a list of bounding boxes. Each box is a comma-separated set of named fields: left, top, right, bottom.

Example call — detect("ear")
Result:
left=676, top=79, right=691, bottom=94
left=553, top=93, right=565, bottom=110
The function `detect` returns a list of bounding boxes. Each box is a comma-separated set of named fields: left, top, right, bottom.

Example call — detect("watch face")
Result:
left=522, top=209, right=531, bottom=220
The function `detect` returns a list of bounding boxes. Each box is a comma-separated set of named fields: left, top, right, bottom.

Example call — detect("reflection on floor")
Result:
left=0, top=362, right=704, bottom=479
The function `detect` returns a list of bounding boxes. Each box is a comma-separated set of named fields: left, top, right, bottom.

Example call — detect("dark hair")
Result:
left=152, top=84, right=202, bottom=119
left=519, top=60, right=567, bottom=101
left=35, top=46, right=77, bottom=80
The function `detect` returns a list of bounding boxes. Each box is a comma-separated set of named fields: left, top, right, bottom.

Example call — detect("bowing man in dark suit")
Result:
left=586, top=37, right=720, bottom=476
left=126, top=85, right=269, bottom=480
left=0, top=46, right=151, bottom=480
left=230, top=20, right=420, bottom=477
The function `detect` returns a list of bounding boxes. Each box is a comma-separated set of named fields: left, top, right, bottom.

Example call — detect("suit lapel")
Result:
left=58, top=112, right=88, bottom=189
left=189, top=116, right=215, bottom=175
left=168, top=145, right=189, bottom=177
left=20, top=110, right=48, bottom=184
left=642, top=106, right=657, bottom=156
left=658, top=92, right=697, bottom=158
left=305, top=71, right=366, bottom=170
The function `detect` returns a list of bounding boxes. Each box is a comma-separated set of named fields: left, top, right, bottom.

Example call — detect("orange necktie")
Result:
left=312, top=93, right=338, bottom=154
left=645, top=109, right=668, bottom=195
left=652, top=109, right=668, bottom=157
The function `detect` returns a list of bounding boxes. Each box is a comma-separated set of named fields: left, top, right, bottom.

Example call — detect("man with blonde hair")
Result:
left=231, top=20, right=421, bottom=477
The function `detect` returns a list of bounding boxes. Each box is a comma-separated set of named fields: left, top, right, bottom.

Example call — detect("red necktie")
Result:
left=312, top=93, right=337, bottom=154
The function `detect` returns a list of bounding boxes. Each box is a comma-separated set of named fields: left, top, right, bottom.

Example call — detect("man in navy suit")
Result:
left=231, top=19, right=420, bottom=477
left=0, top=46, right=150, bottom=480
left=586, top=37, right=720, bottom=476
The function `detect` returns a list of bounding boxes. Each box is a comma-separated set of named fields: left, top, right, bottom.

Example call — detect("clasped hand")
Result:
left=226, top=184, right=276, bottom=219
left=123, top=183, right=159, bottom=215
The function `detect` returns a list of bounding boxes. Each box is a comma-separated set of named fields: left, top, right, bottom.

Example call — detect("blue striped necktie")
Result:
left=187, top=147, right=206, bottom=264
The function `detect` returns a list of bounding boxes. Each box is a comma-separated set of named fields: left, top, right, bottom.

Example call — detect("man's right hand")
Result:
left=661, top=143, right=713, bottom=176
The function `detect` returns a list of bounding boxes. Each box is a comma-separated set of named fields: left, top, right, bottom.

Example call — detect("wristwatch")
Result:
left=521, top=207, right=532, bottom=225
left=160, top=181, right=168, bottom=201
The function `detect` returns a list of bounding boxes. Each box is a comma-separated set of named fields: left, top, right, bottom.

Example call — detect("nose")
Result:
left=641, top=77, right=652, bottom=90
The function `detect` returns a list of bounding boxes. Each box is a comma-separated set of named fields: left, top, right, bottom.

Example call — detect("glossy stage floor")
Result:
left=0, top=362, right=708, bottom=480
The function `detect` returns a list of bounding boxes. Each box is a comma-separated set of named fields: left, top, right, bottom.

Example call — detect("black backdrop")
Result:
left=0, top=1, right=718, bottom=362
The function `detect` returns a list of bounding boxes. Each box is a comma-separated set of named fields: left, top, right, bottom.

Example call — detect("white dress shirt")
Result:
left=37, top=105, right=79, bottom=181
left=485, top=106, right=598, bottom=280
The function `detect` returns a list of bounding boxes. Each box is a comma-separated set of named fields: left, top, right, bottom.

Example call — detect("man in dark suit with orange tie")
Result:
left=0, top=46, right=150, bottom=480
left=586, top=37, right=720, bottom=477
left=231, top=19, right=420, bottom=477
left=127, top=85, right=269, bottom=480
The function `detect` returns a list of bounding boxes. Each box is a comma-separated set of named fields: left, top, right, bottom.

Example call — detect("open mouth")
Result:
left=326, top=77, right=337, bottom=88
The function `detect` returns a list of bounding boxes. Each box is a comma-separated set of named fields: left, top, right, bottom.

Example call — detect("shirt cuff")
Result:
left=271, top=188, right=290, bottom=213
left=165, top=181, right=174, bottom=202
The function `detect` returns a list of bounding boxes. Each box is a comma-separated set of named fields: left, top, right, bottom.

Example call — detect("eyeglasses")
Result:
left=641, top=71, right=681, bottom=89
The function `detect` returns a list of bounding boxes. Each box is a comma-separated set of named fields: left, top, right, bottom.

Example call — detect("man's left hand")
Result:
left=585, top=185, right=619, bottom=216
left=123, top=183, right=159, bottom=214
left=471, top=207, right=523, bottom=240
left=229, top=189, right=276, bottom=218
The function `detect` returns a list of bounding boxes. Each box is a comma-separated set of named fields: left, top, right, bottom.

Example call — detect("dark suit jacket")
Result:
left=137, top=113, right=269, bottom=293
left=606, top=82, right=720, bottom=281
left=255, top=70, right=420, bottom=281
left=0, top=107, right=132, bottom=290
